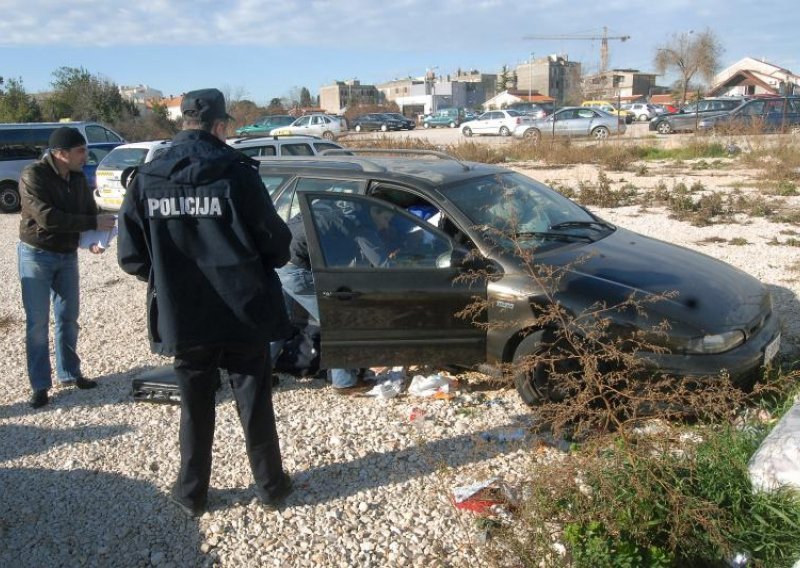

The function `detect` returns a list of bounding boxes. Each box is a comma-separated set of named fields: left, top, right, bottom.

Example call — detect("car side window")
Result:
left=239, top=147, right=262, bottom=157
left=103, top=127, right=123, bottom=142
left=261, top=175, right=290, bottom=198
left=577, top=109, right=594, bottom=119
left=281, top=144, right=314, bottom=156
left=285, top=177, right=362, bottom=220
left=311, top=116, right=323, bottom=125
left=85, top=125, right=107, bottom=143
left=307, top=194, right=453, bottom=269
left=313, top=142, right=341, bottom=153
left=295, top=116, right=311, bottom=126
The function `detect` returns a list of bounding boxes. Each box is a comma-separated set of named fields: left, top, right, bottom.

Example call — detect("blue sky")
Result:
left=1, top=0, right=797, bottom=105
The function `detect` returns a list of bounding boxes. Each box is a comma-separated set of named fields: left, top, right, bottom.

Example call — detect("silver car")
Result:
left=512, top=107, right=625, bottom=141
left=269, top=114, right=342, bottom=140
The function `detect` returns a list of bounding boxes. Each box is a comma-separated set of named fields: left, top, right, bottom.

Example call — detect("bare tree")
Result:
left=654, top=29, right=724, bottom=105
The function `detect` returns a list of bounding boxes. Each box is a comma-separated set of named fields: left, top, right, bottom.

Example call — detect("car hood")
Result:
left=515, top=227, right=768, bottom=334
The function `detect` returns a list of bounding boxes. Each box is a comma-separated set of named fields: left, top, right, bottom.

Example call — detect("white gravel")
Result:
left=1, top=155, right=798, bottom=567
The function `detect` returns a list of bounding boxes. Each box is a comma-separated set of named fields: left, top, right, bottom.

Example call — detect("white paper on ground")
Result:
left=748, top=399, right=800, bottom=493
left=408, top=374, right=449, bottom=397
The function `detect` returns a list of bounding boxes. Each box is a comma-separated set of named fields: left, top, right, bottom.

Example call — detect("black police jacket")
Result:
left=117, top=129, right=291, bottom=355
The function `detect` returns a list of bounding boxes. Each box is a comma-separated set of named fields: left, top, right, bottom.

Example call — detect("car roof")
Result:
left=227, top=134, right=334, bottom=146
left=110, top=140, right=170, bottom=150
left=256, top=150, right=509, bottom=188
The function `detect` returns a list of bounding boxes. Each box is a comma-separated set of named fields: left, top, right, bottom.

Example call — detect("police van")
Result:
left=0, top=121, right=125, bottom=213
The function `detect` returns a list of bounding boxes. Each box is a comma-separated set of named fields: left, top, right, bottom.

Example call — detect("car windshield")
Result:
left=99, top=148, right=149, bottom=169
left=445, top=172, right=613, bottom=251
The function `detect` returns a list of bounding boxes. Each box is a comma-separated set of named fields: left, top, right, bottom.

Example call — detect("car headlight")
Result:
left=685, top=330, right=745, bottom=354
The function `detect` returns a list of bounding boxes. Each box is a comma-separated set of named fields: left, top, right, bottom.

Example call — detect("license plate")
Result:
left=764, top=333, right=780, bottom=366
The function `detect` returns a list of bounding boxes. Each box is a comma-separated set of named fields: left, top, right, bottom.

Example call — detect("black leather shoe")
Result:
left=168, top=489, right=206, bottom=518
left=30, top=389, right=49, bottom=408
left=74, top=377, right=97, bottom=389
left=261, top=472, right=293, bottom=510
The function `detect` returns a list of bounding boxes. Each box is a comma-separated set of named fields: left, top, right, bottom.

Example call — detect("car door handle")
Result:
left=325, top=288, right=362, bottom=301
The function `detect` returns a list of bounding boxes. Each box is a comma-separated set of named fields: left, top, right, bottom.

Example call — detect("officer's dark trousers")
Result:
left=173, top=343, right=284, bottom=506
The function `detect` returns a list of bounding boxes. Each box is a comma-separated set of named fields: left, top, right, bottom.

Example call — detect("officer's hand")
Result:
left=89, top=244, right=105, bottom=254
left=97, top=214, right=116, bottom=230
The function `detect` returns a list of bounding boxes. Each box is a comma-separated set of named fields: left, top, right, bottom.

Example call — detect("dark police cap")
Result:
left=48, top=127, right=87, bottom=150
left=180, top=88, right=233, bottom=121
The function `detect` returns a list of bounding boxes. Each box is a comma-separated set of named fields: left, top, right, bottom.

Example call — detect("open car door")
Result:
left=297, top=192, right=488, bottom=369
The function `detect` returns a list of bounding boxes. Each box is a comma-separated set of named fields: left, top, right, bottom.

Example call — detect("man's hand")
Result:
left=96, top=214, right=116, bottom=231
left=89, top=244, right=105, bottom=254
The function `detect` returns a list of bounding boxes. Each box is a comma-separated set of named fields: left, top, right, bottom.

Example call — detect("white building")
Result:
left=710, top=57, right=800, bottom=96
left=119, top=85, right=164, bottom=105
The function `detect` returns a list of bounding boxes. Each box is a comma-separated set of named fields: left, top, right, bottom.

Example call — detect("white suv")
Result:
left=461, top=110, right=523, bottom=137
left=94, top=140, right=171, bottom=211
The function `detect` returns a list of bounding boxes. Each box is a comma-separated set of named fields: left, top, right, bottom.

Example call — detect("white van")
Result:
left=94, top=140, right=171, bottom=211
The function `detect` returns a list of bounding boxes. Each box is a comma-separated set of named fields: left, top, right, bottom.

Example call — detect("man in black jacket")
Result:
left=117, top=88, right=293, bottom=516
left=18, top=127, right=116, bottom=409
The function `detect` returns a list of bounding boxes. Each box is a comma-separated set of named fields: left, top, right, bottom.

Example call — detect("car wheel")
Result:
left=449, top=121, right=456, bottom=128
left=657, top=121, right=672, bottom=134
left=423, top=122, right=430, bottom=129
left=321, top=131, right=335, bottom=140
left=381, top=124, right=388, bottom=132
left=638, top=114, right=648, bottom=121
left=354, top=124, right=362, bottom=132
left=0, top=182, right=21, bottom=213
left=523, top=128, right=541, bottom=142
left=499, top=126, right=511, bottom=137
left=591, top=126, right=610, bottom=139
left=462, top=126, right=473, bottom=137
left=511, top=330, right=576, bottom=406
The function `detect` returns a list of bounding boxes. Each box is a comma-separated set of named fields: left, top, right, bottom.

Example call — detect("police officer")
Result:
left=117, top=88, right=293, bottom=516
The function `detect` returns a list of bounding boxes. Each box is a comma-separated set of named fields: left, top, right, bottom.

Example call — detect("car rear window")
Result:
left=98, top=148, right=149, bottom=169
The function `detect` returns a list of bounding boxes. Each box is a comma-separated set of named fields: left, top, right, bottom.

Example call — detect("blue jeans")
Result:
left=270, top=264, right=358, bottom=388
left=17, top=242, right=82, bottom=391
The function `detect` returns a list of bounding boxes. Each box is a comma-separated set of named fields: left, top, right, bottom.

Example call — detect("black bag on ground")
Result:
left=132, top=365, right=181, bottom=405
left=274, top=322, right=321, bottom=377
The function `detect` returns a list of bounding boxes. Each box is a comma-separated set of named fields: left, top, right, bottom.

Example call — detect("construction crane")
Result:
left=523, top=27, right=630, bottom=75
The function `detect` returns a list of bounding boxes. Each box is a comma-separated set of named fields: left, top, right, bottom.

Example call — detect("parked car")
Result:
left=235, top=115, right=295, bottom=136
left=651, top=103, right=678, bottom=115
left=350, top=113, right=405, bottom=132
left=227, top=135, right=345, bottom=158
left=94, top=140, right=172, bottom=211
left=508, top=102, right=553, bottom=119
left=269, top=114, right=342, bottom=140
left=697, top=96, right=800, bottom=133
left=626, top=103, right=659, bottom=121
left=512, top=107, right=625, bottom=141
left=381, top=113, right=416, bottom=130
left=0, top=121, right=125, bottom=212
left=461, top=110, right=524, bottom=137
left=255, top=151, right=780, bottom=406
left=423, top=108, right=464, bottom=129
left=581, top=101, right=634, bottom=124
left=649, top=97, right=747, bottom=134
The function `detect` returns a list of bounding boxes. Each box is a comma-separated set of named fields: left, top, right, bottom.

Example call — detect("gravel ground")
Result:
left=1, top=153, right=798, bottom=567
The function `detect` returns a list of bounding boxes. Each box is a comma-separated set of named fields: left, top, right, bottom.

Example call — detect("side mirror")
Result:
left=450, top=247, right=500, bottom=274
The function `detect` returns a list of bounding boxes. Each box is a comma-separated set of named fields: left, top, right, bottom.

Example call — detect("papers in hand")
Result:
left=80, top=224, right=118, bottom=250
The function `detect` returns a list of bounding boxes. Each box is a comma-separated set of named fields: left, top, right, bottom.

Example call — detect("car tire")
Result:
left=638, top=114, right=648, bottom=121
left=499, top=126, right=511, bottom=137
left=462, top=126, right=473, bottom=137
left=423, top=122, right=430, bottom=129
left=449, top=121, right=456, bottom=128
left=591, top=126, right=610, bottom=139
left=381, top=124, right=388, bottom=132
left=0, top=182, right=21, bottom=213
left=656, top=121, right=672, bottom=134
left=321, top=131, right=335, bottom=140
left=354, top=124, right=362, bottom=132
left=511, top=329, right=574, bottom=406
left=523, top=128, right=541, bottom=142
